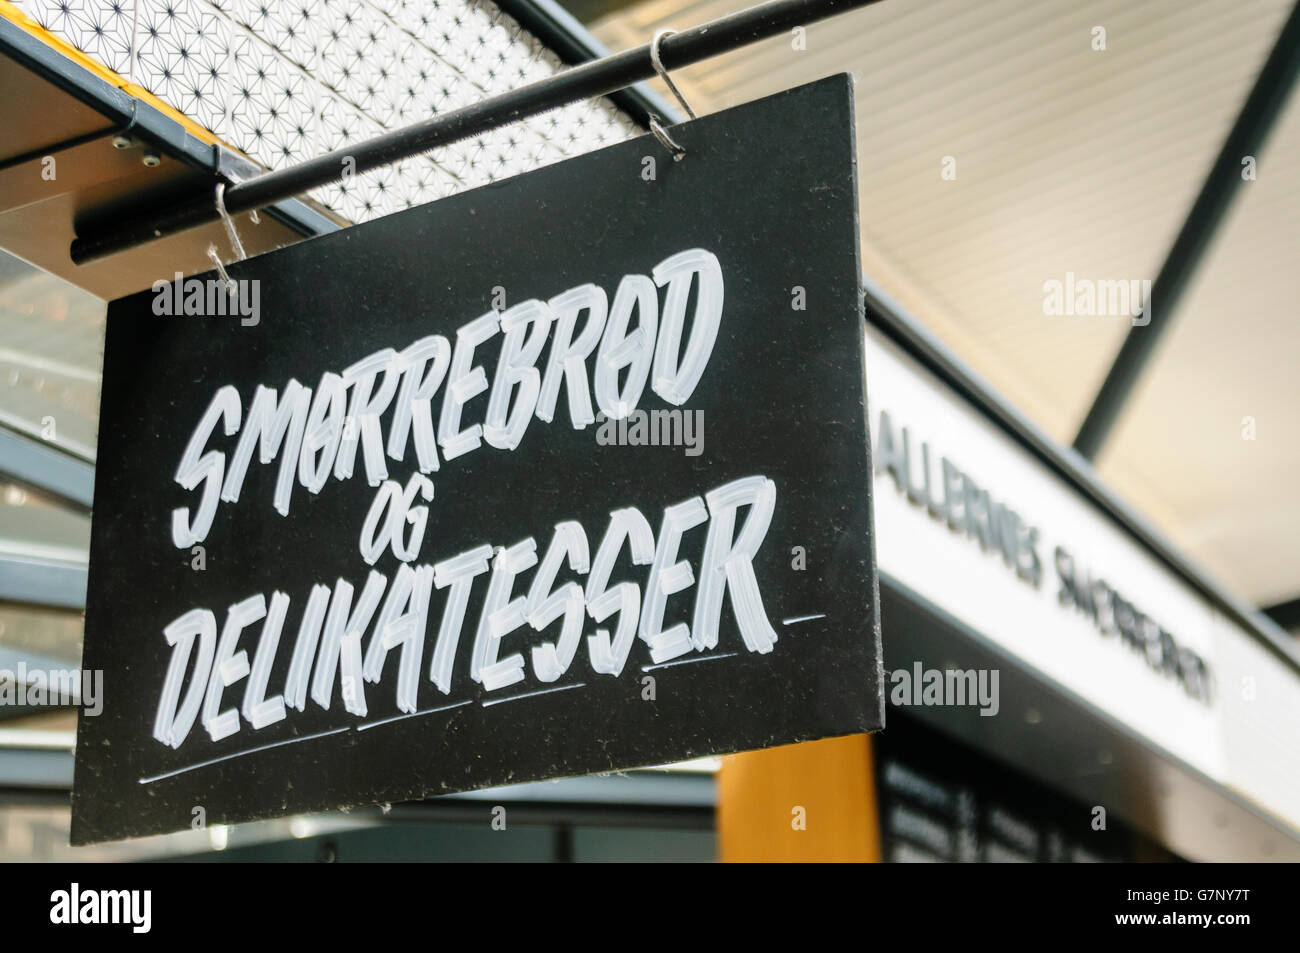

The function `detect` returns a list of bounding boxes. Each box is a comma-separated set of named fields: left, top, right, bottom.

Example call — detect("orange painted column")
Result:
left=717, top=733, right=882, bottom=862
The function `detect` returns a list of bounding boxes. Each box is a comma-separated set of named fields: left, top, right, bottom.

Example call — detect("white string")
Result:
left=206, top=244, right=236, bottom=296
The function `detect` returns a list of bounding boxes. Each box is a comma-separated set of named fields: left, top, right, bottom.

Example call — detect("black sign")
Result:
left=72, top=75, right=881, bottom=844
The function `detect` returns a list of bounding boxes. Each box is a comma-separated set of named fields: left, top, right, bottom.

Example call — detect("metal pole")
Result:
left=492, top=0, right=683, bottom=128
left=1072, top=0, right=1300, bottom=460
left=70, top=0, right=883, bottom=265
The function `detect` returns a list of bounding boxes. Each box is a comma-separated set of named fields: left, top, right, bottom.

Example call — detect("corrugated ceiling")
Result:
left=594, top=0, right=1300, bottom=607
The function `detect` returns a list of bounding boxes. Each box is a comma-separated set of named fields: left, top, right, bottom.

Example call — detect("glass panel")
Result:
left=0, top=249, right=105, bottom=461
left=0, top=253, right=97, bottom=726
left=0, top=480, right=90, bottom=568
left=0, top=602, right=83, bottom=665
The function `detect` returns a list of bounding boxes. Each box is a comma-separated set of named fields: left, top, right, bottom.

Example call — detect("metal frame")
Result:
left=0, top=15, right=340, bottom=248
left=69, top=0, right=883, bottom=264
left=1073, top=0, right=1300, bottom=460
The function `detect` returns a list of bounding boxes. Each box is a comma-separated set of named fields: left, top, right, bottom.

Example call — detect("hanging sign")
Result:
left=72, top=74, right=881, bottom=843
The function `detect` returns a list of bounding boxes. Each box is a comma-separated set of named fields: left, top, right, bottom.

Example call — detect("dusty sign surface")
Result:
left=73, top=75, right=881, bottom=843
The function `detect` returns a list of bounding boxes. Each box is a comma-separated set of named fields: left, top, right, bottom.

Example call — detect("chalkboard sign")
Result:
left=72, top=74, right=882, bottom=844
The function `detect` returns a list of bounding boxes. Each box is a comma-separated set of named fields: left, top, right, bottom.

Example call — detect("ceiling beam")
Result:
left=1264, top=597, right=1300, bottom=633
left=1072, top=1, right=1300, bottom=460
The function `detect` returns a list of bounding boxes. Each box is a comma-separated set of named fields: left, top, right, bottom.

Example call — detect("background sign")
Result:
left=864, top=326, right=1226, bottom=780
left=72, top=75, right=881, bottom=844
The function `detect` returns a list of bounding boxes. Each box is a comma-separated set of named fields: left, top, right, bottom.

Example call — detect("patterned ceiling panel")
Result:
left=14, top=0, right=641, bottom=221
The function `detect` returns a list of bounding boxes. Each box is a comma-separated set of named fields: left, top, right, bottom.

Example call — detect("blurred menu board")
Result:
left=875, top=717, right=1143, bottom=863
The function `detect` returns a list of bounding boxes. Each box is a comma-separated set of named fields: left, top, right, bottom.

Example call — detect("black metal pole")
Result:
left=70, top=0, right=883, bottom=265
left=492, top=0, right=682, bottom=129
left=1072, top=0, right=1300, bottom=461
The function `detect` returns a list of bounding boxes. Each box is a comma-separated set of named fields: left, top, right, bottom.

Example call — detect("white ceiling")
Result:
left=593, top=0, right=1300, bottom=607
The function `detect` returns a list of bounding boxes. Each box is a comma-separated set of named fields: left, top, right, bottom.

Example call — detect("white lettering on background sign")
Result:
left=152, top=249, right=784, bottom=755
left=863, top=327, right=1228, bottom=781
left=872, top=409, right=1215, bottom=705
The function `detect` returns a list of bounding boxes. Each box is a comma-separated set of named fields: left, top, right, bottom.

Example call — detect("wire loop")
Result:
left=650, top=29, right=697, bottom=120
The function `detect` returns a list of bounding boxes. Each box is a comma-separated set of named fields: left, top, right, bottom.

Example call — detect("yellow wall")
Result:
left=718, top=733, right=882, bottom=863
